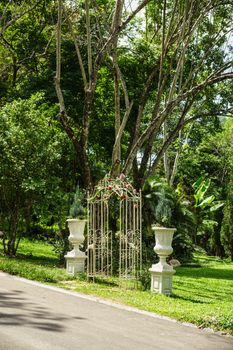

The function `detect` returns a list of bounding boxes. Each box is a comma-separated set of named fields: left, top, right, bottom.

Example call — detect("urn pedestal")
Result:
left=65, top=219, right=87, bottom=275
left=149, top=226, right=176, bottom=296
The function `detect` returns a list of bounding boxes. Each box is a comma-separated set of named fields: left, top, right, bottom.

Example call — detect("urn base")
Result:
left=65, top=255, right=86, bottom=275
left=149, top=266, right=175, bottom=296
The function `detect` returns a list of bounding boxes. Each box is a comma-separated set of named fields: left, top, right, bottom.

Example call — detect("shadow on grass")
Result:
left=88, top=276, right=141, bottom=290
left=12, top=253, right=59, bottom=267
left=173, top=277, right=233, bottom=303
left=175, top=267, right=233, bottom=280
left=170, top=293, right=209, bottom=304
left=88, top=276, right=119, bottom=287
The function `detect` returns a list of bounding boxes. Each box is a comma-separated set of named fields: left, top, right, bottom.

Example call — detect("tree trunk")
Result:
left=78, top=144, right=93, bottom=189
left=230, top=237, right=233, bottom=262
left=6, top=213, right=18, bottom=256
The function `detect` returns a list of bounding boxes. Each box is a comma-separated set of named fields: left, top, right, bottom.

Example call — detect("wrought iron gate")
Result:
left=87, top=174, right=142, bottom=279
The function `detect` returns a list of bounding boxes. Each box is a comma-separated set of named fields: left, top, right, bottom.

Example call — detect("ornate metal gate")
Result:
left=87, top=174, right=142, bottom=279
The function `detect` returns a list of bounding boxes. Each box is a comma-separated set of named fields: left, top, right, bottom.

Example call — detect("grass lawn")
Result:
left=0, top=239, right=72, bottom=283
left=0, top=239, right=232, bottom=335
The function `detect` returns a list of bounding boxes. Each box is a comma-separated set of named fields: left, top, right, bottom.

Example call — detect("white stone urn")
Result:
left=149, top=226, right=176, bottom=296
left=65, top=219, right=87, bottom=275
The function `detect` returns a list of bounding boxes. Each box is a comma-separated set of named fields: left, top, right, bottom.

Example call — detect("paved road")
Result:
left=0, top=272, right=232, bottom=350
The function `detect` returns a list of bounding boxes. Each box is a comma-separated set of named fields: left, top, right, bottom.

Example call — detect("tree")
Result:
left=175, top=117, right=233, bottom=258
left=0, top=0, right=56, bottom=98
left=0, top=1, right=44, bottom=35
left=192, top=177, right=224, bottom=254
left=54, top=0, right=233, bottom=189
left=0, top=93, right=68, bottom=255
left=219, top=119, right=233, bottom=260
left=221, top=183, right=233, bottom=261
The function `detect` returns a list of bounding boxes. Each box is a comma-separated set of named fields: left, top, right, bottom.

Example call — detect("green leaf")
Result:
left=198, top=195, right=215, bottom=209
left=210, top=202, right=224, bottom=212
left=192, top=176, right=205, bottom=190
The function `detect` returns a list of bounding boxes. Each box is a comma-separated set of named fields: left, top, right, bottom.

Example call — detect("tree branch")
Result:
left=123, top=70, right=233, bottom=175
left=64, top=6, right=88, bottom=88
left=0, top=0, right=43, bottom=36
left=85, top=0, right=92, bottom=82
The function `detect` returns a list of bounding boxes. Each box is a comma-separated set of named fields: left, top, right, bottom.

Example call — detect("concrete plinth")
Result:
left=65, top=250, right=86, bottom=275
left=149, top=263, right=175, bottom=296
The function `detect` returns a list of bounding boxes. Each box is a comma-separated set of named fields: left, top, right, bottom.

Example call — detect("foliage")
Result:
left=143, top=177, right=195, bottom=259
left=193, top=177, right=215, bottom=209
left=0, top=93, right=66, bottom=255
left=0, top=0, right=56, bottom=97
left=221, top=193, right=233, bottom=261
left=192, top=177, right=224, bottom=249
left=193, top=177, right=223, bottom=211
left=143, top=179, right=174, bottom=227
left=221, top=167, right=233, bottom=262
left=69, top=187, right=87, bottom=219
left=219, top=121, right=233, bottom=261
left=138, top=264, right=152, bottom=291
left=177, top=118, right=233, bottom=259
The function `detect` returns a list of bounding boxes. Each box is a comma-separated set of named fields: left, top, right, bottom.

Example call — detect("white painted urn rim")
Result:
left=152, top=225, right=176, bottom=231
left=66, top=218, right=87, bottom=222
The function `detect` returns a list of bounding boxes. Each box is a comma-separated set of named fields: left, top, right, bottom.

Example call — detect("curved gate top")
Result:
left=87, top=174, right=142, bottom=279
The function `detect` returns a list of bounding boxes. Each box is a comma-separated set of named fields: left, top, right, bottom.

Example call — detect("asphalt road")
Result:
left=0, top=272, right=232, bottom=350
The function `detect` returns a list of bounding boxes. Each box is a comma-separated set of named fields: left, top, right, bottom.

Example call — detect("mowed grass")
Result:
left=0, top=239, right=73, bottom=283
left=0, top=239, right=232, bottom=335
